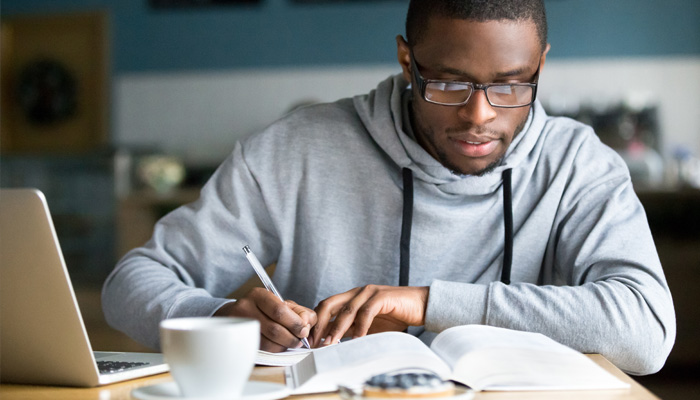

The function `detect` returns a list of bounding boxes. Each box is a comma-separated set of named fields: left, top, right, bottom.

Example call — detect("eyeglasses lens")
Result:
left=487, top=85, right=534, bottom=107
left=425, top=82, right=473, bottom=104
left=424, top=83, right=534, bottom=107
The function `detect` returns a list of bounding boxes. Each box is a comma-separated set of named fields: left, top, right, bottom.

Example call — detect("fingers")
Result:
left=312, top=286, right=383, bottom=347
left=251, top=288, right=315, bottom=349
left=327, top=286, right=380, bottom=344
left=286, top=299, right=318, bottom=327
left=311, top=285, right=430, bottom=348
left=218, top=288, right=317, bottom=352
left=286, top=300, right=317, bottom=344
left=311, top=288, right=358, bottom=347
left=256, top=307, right=301, bottom=352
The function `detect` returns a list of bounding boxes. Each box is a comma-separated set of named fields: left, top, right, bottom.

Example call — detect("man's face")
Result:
left=398, top=18, right=548, bottom=176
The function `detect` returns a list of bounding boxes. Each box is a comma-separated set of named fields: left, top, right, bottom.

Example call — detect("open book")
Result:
left=256, top=347, right=312, bottom=366
left=284, top=325, right=630, bottom=394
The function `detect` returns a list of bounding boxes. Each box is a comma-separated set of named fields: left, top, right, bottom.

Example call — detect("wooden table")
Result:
left=0, top=355, right=658, bottom=400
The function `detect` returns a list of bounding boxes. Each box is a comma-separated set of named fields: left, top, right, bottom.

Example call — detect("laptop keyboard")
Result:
left=97, top=360, right=150, bottom=374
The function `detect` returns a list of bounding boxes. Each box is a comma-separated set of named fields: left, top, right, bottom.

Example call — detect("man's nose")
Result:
left=457, top=89, right=498, bottom=126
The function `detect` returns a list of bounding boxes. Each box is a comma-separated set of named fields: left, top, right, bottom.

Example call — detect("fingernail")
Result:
left=300, top=324, right=311, bottom=338
left=323, top=335, right=332, bottom=346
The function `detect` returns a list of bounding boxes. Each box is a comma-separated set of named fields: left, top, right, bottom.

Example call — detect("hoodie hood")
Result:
left=353, top=74, right=547, bottom=196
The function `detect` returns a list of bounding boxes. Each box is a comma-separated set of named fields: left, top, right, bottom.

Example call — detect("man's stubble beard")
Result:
left=410, top=101, right=530, bottom=177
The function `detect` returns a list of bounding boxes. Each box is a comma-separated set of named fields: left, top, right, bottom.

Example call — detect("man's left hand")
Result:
left=310, top=285, right=429, bottom=347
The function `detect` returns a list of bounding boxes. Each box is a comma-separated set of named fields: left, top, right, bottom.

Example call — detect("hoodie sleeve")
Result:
left=425, top=137, right=676, bottom=376
left=102, top=141, right=281, bottom=350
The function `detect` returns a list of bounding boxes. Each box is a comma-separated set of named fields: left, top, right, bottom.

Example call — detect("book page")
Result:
left=289, top=331, right=451, bottom=394
left=256, top=347, right=313, bottom=366
left=256, top=337, right=346, bottom=366
left=431, top=325, right=575, bottom=368
left=430, top=325, right=629, bottom=391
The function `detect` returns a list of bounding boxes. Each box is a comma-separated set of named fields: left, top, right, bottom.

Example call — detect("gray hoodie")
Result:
left=103, top=74, right=675, bottom=375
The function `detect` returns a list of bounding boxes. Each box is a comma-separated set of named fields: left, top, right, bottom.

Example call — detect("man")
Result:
left=103, top=0, right=675, bottom=375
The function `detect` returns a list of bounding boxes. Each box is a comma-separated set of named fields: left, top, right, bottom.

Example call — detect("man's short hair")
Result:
left=406, top=0, right=548, bottom=52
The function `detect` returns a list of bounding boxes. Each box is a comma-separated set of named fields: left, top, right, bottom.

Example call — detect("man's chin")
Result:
left=472, top=158, right=503, bottom=176
left=446, top=156, right=504, bottom=177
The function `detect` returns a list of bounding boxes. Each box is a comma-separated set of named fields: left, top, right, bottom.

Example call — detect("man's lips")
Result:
left=450, top=137, right=500, bottom=158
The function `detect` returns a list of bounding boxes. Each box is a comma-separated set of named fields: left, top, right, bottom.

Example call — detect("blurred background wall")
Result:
left=1, top=1, right=699, bottom=397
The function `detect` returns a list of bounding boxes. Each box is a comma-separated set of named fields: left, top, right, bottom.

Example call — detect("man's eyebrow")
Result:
left=494, top=66, right=531, bottom=78
left=432, top=63, right=533, bottom=80
left=431, top=64, right=476, bottom=79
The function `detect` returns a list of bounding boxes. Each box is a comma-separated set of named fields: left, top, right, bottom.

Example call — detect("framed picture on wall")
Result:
left=0, top=12, right=109, bottom=154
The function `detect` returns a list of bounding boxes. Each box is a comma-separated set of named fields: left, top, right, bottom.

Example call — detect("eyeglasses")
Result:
left=410, top=54, right=540, bottom=108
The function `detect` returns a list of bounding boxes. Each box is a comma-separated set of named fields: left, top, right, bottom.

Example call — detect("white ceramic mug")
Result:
left=160, top=317, right=260, bottom=398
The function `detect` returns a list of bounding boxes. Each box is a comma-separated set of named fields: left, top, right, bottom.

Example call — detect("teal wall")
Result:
left=2, top=0, right=699, bottom=73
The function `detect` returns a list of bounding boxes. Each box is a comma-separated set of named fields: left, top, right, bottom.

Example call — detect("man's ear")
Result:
left=539, top=43, right=551, bottom=71
left=396, top=35, right=412, bottom=83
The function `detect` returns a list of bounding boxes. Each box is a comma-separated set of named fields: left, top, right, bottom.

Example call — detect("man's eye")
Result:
left=432, top=82, right=468, bottom=92
left=444, top=83, right=468, bottom=92
left=490, top=85, right=515, bottom=95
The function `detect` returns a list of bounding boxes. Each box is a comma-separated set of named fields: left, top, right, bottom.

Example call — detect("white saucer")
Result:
left=131, top=380, right=290, bottom=400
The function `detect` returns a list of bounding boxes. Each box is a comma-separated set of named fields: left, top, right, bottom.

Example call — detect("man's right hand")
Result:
left=213, top=287, right=317, bottom=352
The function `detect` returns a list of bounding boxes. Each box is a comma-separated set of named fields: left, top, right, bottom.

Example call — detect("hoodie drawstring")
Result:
left=399, top=168, right=413, bottom=287
left=399, top=167, right=513, bottom=286
left=501, top=168, right=513, bottom=284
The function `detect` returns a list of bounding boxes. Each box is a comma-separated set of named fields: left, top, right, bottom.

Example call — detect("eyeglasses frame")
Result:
left=410, top=52, right=541, bottom=109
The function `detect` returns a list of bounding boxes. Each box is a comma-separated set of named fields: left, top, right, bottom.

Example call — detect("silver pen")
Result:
left=242, top=245, right=311, bottom=349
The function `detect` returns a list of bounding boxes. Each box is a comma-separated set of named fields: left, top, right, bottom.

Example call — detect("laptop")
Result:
left=0, top=188, right=169, bottom=387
